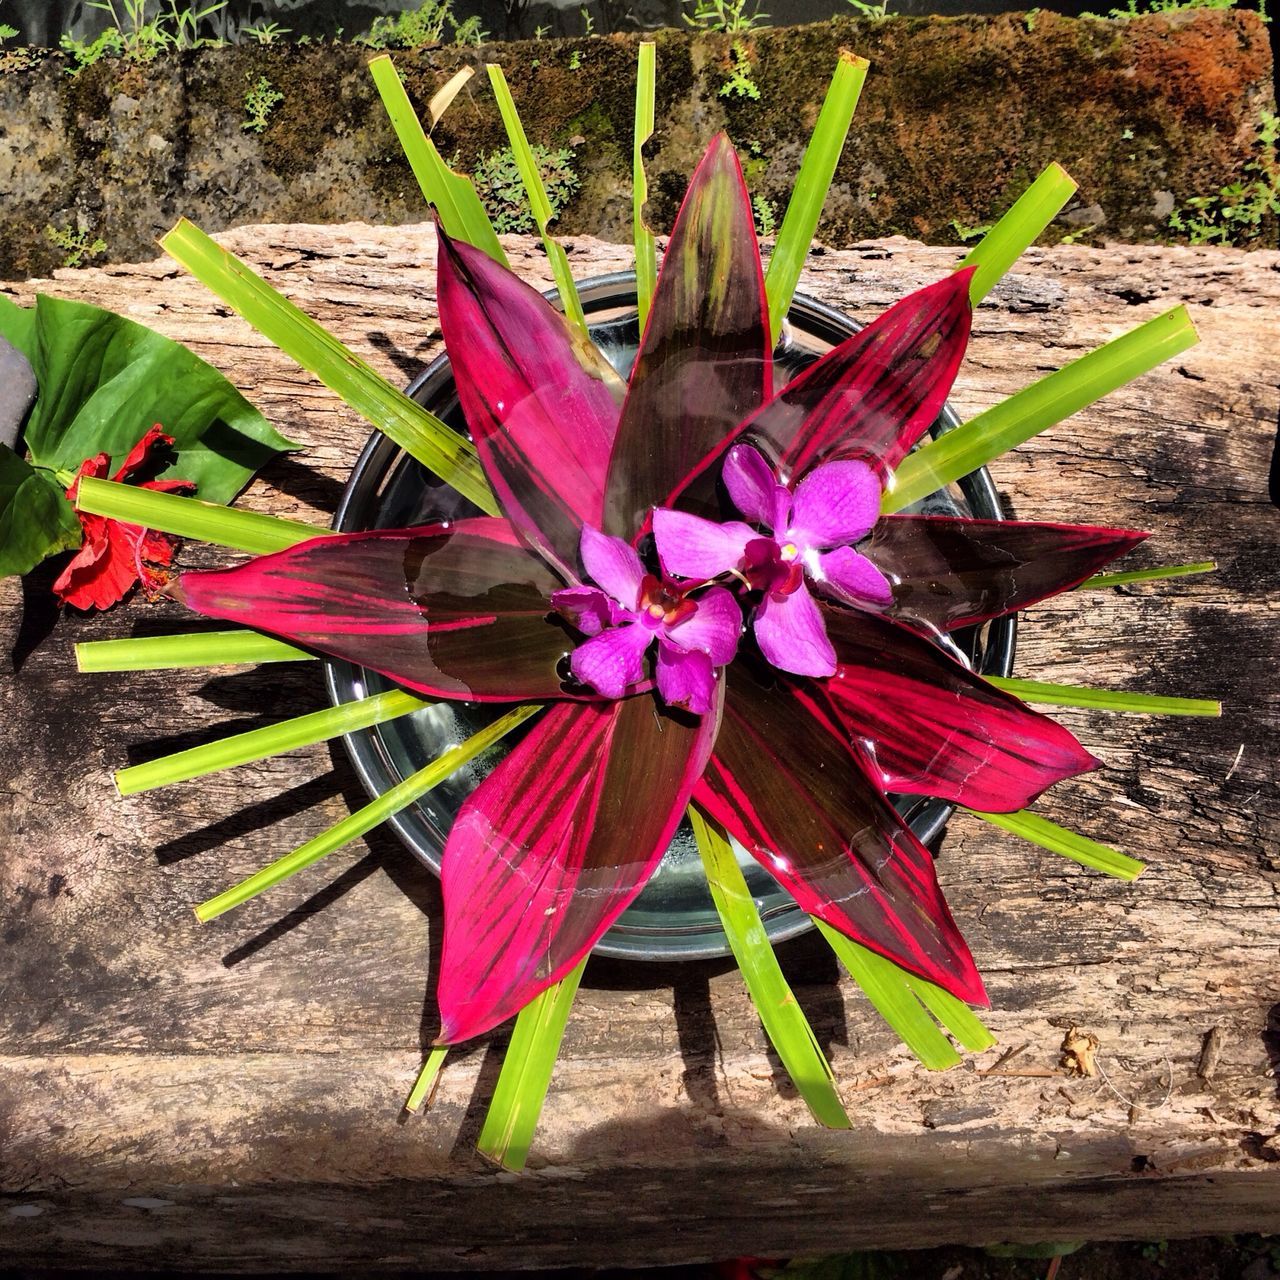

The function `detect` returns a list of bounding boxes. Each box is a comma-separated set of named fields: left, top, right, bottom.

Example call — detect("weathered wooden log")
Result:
left=0, top=228, right=1276, bottom=1270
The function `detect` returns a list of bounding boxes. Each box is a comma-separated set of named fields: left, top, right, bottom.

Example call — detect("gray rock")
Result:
left=0, top=336, right=36, bottom=453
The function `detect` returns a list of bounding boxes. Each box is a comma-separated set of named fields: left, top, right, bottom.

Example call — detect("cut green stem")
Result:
left=884, top=305, right=1199, bottom=514
left=1081, top=560, right=1217, bottom=589
left=968, top=808, right=1144, bottom=880
left=77, top=629, right=309, bottom=672
left=161, top=219, right=497, bottom=514
left=987, top=676, right=1220, bottom=717
left=958, top=163, right=1078, bottom=305
left=475, top=958, right=586, bottom=1172
left=691, top=808, right=850, bottom=1129
left=486, top=64, right=587, bottom=336
left=117, top=688, right=428, bottom=796
left=369, top=55, right=507, bottom=265
left=76, top=475, right=324, bottom=555
left=633, top=41, right=657, bottom=332
left=903, top=976, right=996, bottom=1053
left=765, top=52, right=868, bottom=342
left=195, top=703, right=539, bottom=922
left=404, top=1045, right=450, bottom=1113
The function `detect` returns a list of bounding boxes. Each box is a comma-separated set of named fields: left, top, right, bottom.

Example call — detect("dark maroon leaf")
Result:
left=694, top=666, right=987, bottom=1004
left=865, top=514, right=1148, bottom=633
left=602, top=133, right=771, bottom=541
left=436, top=690, right=721, bottom=1042
left=822, top=606, right=1098, bottom=812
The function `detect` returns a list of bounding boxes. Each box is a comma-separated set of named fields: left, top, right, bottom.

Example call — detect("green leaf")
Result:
left=195, top=703, right=540, bottom=922
left=404, top=1046, right=449, bottom=1113
left=160, top=220, right=498, bottom=515
left=958, top=163, right=1077, bottom=305
left=633, top=41, right=657, bottom=331
left=369, top=55, right=508, bottom=265
left=76, top=475, right=326, bottom=555
left=77, top=628, right=309, bottom=672
left=816, top=921, right=962, bottom=1071
left=116, top=687, right=428, bottom=795
left=690, top=808, right=851, bottom=1128
left=0, top=444, right=83, bottom=577
left=986, top=676, right=1220, bottom=717
left=0, top=293, right=296, bottom=505
left=968, top=808, right=1144, bottom=880
left=765, top=52, right=868, bottom=341
left=476, top=958, right=586, bottom=1172
left=486, top=64, right=588, bottom=336
left=1081, top=560, right=1216, bottom=589
left=903, top=976, right=996, bottom=1053
left=884, top=306, right=1199, bottom=514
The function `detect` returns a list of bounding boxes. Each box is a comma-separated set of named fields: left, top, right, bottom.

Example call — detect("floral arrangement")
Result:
left=71, top=48, right=1216, bottom=1167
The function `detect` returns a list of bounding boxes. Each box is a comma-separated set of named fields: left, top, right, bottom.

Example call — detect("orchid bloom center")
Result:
left=779, top=541, right=799, bottom=562
left=638, top=574, right=696, bottom=629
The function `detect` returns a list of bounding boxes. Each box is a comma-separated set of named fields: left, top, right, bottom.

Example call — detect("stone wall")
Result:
left=1, top=9, right=1272, bottom=279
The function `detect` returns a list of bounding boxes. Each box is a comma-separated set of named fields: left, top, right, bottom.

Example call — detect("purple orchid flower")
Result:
left=653, top=443, right=892, bottom=678
left=551, top=525, right=741, bottom=715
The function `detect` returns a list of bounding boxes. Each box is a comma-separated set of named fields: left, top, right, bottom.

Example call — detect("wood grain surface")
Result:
left=1, top=227, right=1277, bottom=1271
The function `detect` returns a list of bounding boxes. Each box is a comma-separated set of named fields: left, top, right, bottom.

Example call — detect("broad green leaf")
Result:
left=476, top=959, right=586, bottom=1171
left=486, top=64, right=587, bottom=335
left=884, top=306, right=1199, bottom=513
left=76, top=629, right=309, bottom=672
left=691, top=808, right=851, bottom=1129
left=0, top=444, right=83, bottom=577
left=969, top=808, right=1145, bottom=879
left=369, top=55, right=507, bottom=265
left=0, top=293, right=296, bottom=504
left=765, top=52, right=868, bottom=341
left=633, top=42, right=657, bottom=330
left=160, top=220, right=498, bottom=515
left=987, top=676, right=1220, bottom=717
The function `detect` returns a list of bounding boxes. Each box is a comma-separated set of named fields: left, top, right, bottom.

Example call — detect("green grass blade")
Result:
left=987, top=676, right=1220, bottom=717
left=816, top=921, right=962, bottom=1071
left=369, top=55, right=507, bottom=265
left=117, top=688, right=428, bottom=796
left=969, top=808, right=1144, bottom=880
left=691, top=808, right=850, bottom=1129
left=77, top=630, right=310, bottom=672
left=1081, top=560, right=1217, bottom=589
left=161, top=220, right=498, bottom=514
left=195, top=704, right=539, bottom=922
left=476, top=958, right=586, bottom=1171
left=404, top=1045, right=449, bottom=1113
left=76, top=475, right=324, bottom=554
left=883, top=306, right=1199, bottom=514
left=903, top=976, right=996, bottom=1053
left=633, top=41, right=657, bottom=331
left=958, top=163, right=1077, bottom=305
left=486, top=64, right=587, bottom=336
left=765, top=52, right=868, bottom=341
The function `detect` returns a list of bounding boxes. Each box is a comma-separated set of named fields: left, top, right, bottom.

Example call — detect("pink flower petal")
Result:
left=723, top=443, right=789, bottom=532
left=569, top=623, right=652, bottom=699
left=753, top=581, right=836, bottom=678
left=550, top=584, right=616, bottom=636
left=788, top=459, right=881, bottom=549
left=652, top=508, right=755, bottom=580
left=580, top=524, right=646, bottom=609
left=663, top=585, right=742, bottom=664
left=812, top=546, right=893, bottom=609
left=656, top=644, right=717, bottom=715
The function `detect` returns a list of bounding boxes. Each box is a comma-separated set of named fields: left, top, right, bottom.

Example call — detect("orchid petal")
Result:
left=580, top=524, right=646, bottom=609
left=694, top=669, right=986, bottom=1005
left=663, top=585, right=742, bottom=665
left=177, top=518, right=576, bottom=702
left=753, top=581, right=836, bottom=678
left=603, top=134, right=771, bottom=539
left=652, top=508, right=755, bottom=580
left=823, top=606, right=1099, bottom=812
left=723, top=443, right=790, bottom=532
left=549, top=584, right=615, bottom=636
left=656, top=644, right=717, bottom=715
left=569, top=622, right=652, bottom=699
left=788, top=459, right=881, bottom=549
left=436, top=229, right=621, bottom=578
left=437, top=692, right=720, bottom=1042
left=812, top=546, right=893, bottom=608
left=866, top=514, right=1148, bottom=633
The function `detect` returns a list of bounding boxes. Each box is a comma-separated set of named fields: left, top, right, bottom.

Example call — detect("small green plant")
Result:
left=845, top=0, right=894, bottom=17
left=1169, top=109, right=1280, bottom=245
left=752, top=193, right=776, bottom=237
left=950, top=217, right=994, bottom=242
left=1083, top=0, right=1265, bottom=19
left=472, top=144, right=580, bottom=234
left=1023, top=6, right=1040, bottom=29
left=452, top=14, right=488, bottom=43
left=579, top=6, right=595, bottom=34
left=534, top=23, right=551, bottom=37
left=44, top=224, right=107, bottom=269
left=358, top=0, right=485, bottom=49
left=568, top=48, right=582, bottom=69
left=684, top=0, right=768, bottom=32
left=242, top=20, right=290, bottom=44
left=242, top=74, right=284, bottom=134
left=719, top=39, right=760, bottom=100
left=60, top=0, right=228, bottom=70
left=0, top=21, right=17, bottom=42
